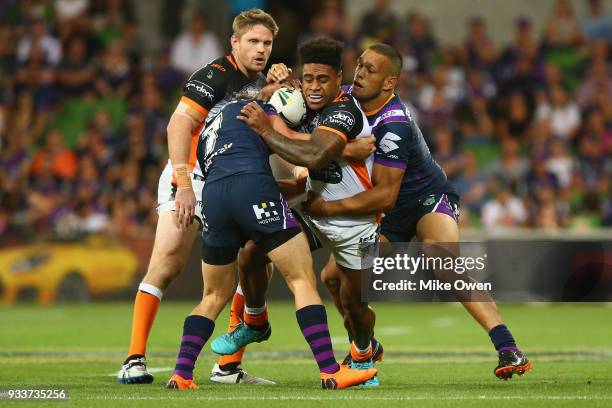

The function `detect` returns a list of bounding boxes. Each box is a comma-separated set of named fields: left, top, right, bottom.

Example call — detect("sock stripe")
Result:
left=182, top=335, right=206, bottom=346
left=320, top=362, right=340, bottom=373
left=176, top=357, right=195, bottom=367
left=304, top=331, right=330, bottom=342
left=174, top=363, right=195, bottom=371
left=178, top=350, right=199, bottom=359
left=314, top=350, right=334, bottom=362
left=310, top=337, right=332, bottom=349
left=302, top=323, right=328, bottom=337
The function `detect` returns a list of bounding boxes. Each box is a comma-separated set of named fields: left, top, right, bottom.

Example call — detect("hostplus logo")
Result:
left=253, top=202, right=281, bottom=224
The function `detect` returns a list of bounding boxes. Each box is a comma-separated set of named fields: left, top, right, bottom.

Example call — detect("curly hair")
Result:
left=298, top=37, right=344, bottom=72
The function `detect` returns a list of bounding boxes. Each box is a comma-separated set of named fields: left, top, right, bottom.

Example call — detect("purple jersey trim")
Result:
left=375, top=157, right=407, bottom=169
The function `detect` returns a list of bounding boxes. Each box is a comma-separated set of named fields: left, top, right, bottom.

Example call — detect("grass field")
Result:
left=1, top=302, right=612, bottom=407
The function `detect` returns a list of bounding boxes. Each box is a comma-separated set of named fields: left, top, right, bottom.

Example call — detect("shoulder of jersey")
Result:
left=372, top=95, right=413, bottom=128
left=210, top=55, right=238, bottom=73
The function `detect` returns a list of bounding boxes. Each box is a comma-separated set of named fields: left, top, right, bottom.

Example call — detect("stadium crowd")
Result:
left=0, top=0, right=611, bottom=245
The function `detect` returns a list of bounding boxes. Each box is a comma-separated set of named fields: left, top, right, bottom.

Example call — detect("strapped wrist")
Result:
left=173, top=164, right=192, bottom=189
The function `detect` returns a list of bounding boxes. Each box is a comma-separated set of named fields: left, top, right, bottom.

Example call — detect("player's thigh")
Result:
left=336, top=263, right=366, bottom=304
left=237, top=240, right=270, bottom=271
left=201, top=260, right=237, bottom=299
left=265, top=232, right=315, bottom=283
left=150, top=211, right=199, bottom=261
left=415, top=193, right=460, bottom=244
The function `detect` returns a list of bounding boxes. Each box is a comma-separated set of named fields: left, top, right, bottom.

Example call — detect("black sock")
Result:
left=489, top=324, right=519, bottom=353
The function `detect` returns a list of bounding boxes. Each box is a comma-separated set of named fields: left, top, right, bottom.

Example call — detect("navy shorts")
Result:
left=381, top=192, right=460, bottom=242
left=201, top=173, right=300, bottom=264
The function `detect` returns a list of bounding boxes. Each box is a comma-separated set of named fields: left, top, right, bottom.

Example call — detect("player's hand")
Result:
left=343, top=135, right=376, bottom=161
left=302, top=191, right=329, bottom=217
left=174, top=187, right=196, bottom=229
left=266, top=63, right=292, bottom=84
left=237, top=101, right=272, bottom=136
left=258, top=81, right=284, bottom=101
left=284, top=78, right=302, bottom=90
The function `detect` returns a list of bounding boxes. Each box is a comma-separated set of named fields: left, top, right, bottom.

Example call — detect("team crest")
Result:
left=423, top=195, right=436, bottom=206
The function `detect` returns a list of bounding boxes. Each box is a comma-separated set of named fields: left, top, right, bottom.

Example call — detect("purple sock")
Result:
left=173, top=315, right=215, bottom=380
left=296, top=304, right=340, bottom=374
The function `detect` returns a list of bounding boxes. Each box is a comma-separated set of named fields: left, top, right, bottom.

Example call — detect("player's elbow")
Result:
left=167, top=111, right=197, bottom=138
left=380, top=191, right=399, bottom=211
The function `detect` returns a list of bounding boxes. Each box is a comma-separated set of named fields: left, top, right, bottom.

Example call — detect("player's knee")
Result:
left=145, top=254, right=184, bottom=283
left=237, top=241, right=268, bottom=271
left=202, top=284, right=234, bottom=307
left=322, top=276, right=341, bottom=295
left=285, top=273, right=317, bottom=295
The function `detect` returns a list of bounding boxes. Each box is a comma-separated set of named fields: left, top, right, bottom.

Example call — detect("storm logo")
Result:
left=379, top=132, right=401, bottom=153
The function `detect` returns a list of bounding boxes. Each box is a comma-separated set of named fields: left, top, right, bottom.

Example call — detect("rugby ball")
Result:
left=269, top=87, right=307, bottom=128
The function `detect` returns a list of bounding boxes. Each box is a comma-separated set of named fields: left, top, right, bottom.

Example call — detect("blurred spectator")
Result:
left=535, top=84, right=581, bottom=141
left=16, top=16, right=62, bottom=66
left=487, top=138, right=529, bottom=192
left=576, top=59, right=612, bottom=109
left=454, top=151, right=488, bottom=213
left=481, top=179, right=527, bottom=230
left=170, top=14, right=222, bottom=76
left=581, top=0, right=612, bottom=41
left=57, top=36, right=96, bottom=98
left=95, top=40, right=132, bottom=99
left=463, top=16, right=497, bottom=71
left=546, top=139, right=573, bottom=188
left=543, top=0, right=584, bottom=49
left=432, top=126, right=462, bottom=180
left=525, top=157, right=559, bottom=199
left=31, top=129, right=78, bottom=181
left=55, top=0, right=90, bottom=21
left=497, top=17, right=540, bottom=83
left=356, top=0, right=399, bottom=46
left=403, top=13, right=436, bottom=74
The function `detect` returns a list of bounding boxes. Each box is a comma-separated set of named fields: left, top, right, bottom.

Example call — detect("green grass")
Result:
left=1, top=302, right=612, bottom=407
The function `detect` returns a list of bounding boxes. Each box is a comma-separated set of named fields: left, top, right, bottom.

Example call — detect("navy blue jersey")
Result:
left=365, top=93, right=458, bottom=210
left=197, top=100, right=278, bottom=184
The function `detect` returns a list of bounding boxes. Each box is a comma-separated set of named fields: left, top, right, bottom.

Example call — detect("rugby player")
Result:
left=118, top=8, right=291, bottom=385
left=217, top=37, right=382, bottom=387
left=303, top=43, right=532, bottom=380
left=164, top=95, right=377, bottom=389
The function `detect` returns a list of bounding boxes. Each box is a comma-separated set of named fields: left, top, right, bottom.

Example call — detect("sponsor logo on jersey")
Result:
left=185, top=80, right=215, bottom=102
left=253, top=202, right=281, bottom=224
left=379, top=132, right=401, bottom=153
left=211, top=63, right=226, bottom=72
left=323, top=110, right=355, bottom=132
left=203, top=143, right=232, bottom=173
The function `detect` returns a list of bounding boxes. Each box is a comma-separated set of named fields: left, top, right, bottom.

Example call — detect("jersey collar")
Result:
left=364, top=93, right=395, bottom=116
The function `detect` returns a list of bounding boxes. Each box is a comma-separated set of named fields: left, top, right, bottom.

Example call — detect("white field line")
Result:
left=82, top=395, right=612, bottom=401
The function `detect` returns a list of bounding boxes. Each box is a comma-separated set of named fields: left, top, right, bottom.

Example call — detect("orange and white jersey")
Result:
left=302, top=92, right=376, bottom=228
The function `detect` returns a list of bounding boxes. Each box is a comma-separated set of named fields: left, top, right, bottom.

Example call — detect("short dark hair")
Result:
left=368, top=43, right=403, bottom=76
left=298, top=37, right=343, bottom=72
